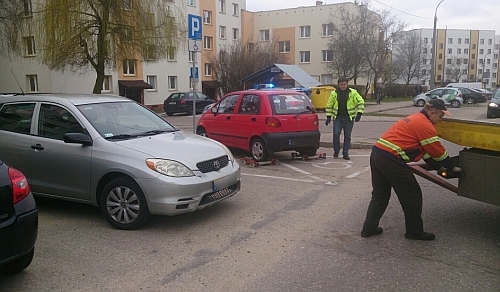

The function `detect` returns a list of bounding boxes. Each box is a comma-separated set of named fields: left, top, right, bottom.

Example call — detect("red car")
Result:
left=196, top=89, right=320, bottom=161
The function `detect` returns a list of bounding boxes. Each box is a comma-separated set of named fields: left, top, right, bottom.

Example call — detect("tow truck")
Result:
left=410, top=118, right=500, bottom=206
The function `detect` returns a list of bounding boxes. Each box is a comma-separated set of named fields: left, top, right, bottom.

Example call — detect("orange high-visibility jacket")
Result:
left=374, top=111, right=449, bottom=164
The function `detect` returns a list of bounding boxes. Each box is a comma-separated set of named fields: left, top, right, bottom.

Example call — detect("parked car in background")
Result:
left=0, top=158, right=37, bottom=274
left=196, top=89, right=320, bottom=162
left=487, top=89, right=500, bottom=118
left=163, top=92, right=216, bottom=116
left=469, top=88, right=493, bottom=100
left=0, top=94, right=240, bottom=230
left=413, top=87, right=463, bottom=108
left=447, top=87, right=488, bottom=104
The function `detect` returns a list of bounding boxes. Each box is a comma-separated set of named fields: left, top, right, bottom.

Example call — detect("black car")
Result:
left=452, top=87, right=488, bottom=104
left=163, top=92, right=216, bottom=116
left=0, top=158, right=37, bottom=274
left=487, top=89, right=500, bottom=119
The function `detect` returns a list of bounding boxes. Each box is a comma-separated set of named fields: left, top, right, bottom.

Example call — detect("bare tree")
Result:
left=392, top=31, right=426, bottom=95
left=0, top=0, right=186, bottom=93
left=212, top=41, right=284, bottom=95
left=445, top=56, right=466, bottom=82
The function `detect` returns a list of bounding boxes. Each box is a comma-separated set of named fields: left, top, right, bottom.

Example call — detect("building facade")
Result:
left=394, top=28, right=500, bottom=89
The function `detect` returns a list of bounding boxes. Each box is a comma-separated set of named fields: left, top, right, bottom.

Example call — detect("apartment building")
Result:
left=395, top=28, right=500, bottom=89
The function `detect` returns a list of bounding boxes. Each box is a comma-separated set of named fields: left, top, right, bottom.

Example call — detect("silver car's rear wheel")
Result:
left=100, top=177, right=151, bottom=230
left=416, top=99, right=426, bottom=107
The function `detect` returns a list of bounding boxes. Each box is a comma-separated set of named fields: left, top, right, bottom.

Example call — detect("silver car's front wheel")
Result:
left=100, top=178, right=151, bottom=230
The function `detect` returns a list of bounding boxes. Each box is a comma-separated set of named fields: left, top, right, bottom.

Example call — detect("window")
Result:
left=147, top=75, right=157, bottom=91
left=23, top=36, right=36, bottom=56
left=421, top=69, right=426, bottom=76
left=488, top=39, right=493, bottom=45
left=219, top=0, right=226, bottom=13
left=122, top=59, right=135, bottom=75
left=300, top=26, right=311, bottom=38
left=167, top=46, right=176, bottom=61
left=470, top=64, right=475, bottom=69
left=322, top=50, right=333, bottom=62
left=232, top=3, right=239, bottom=16
left=322, top=23, right=334, bottom=36
left=259, top=30, right=269, bottom=41
left=26, top=75, right=38, bottom=92
left=247, top=42, right=254, bottom=52
left=495, top=54, right=499, bottom=59
left=23, top=0, right=32, bottom=16
left=204, top=36, right=213, bottom=50
left=479, top=49, right=484, bottom=54
left=121, top=26, right=133, bottom=42
left=465, top=38, right=469, bottom=44
left=494, top=63, right=498, bottom=69
left=187, top=0, right=195, bottom=6
left=423, top=37, right=428, bottom=43
left=423, top=48, right=427, bottom=54
left=422, top=58, right=427, bottom=64
left=448, top=38, right=453, bottom=44
left=456, top=59, right=461, bottom=65
left=478, top=69, right=483, bottom=74
left=439, top=53, right=442, bottom=59
left=462, top=69, right=468, bottom=74
left=102, top=75, right=112, bottom=92
left=457, top=48, right=461, bottom=54
left=321, top=74, right=333, bottom=84
left=439, top=43, right=443, bottom=49
left=38, top=104, right=83, bottom=140
left=487, top=59, right=491, bottom=65
left=480, top=39, right=484, bottom=44
left=472, top=44, right=476, bottom=49
left=144, top=44, right=156, bottom=60
left=168, top=76, right=177, bottom=90
left=278, top=41, right=290, bottom=53
left=438, top=64, right=442, bottom=70
left=464, top=48, right=469, bottom=54
left=203, top=10, right=212, bottom=24
left=204, top=63, right=213, bottom=76
left=448, top=48, right=452, bottom=54
left=495, top=44, right=499, bottom=50
left=437, top=74, right=441, bottom=81
left=469, top=74, right=474, bottom=80
left=0, top=103, right=35, bottom=134
left=493, top=73, right=497, bottom=78
left=232, top=28, right=239, bottom=40
left=487, top=49, right=491, bottom=54
left=464, top=59, right=468, bottom=64
left=300, top=51, right=310, bottom=63
left=458, top=38, right=462, bottom=44
left=219, top=26, right=226, bottom=39
left=238, top=95, right=260, bottom=115
left=216, top=94, right=239, bottom=114
left=447, top=59, right=451, bottom=64
left=472, top=54, right=475, bottom=59
left=446, top=69, right=451, bottom=75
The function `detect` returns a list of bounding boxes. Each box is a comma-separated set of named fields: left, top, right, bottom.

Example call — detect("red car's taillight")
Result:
left=265, top=117, right=281, bottom=128
left=8, top=167, right=30, bottom=204
left=180, top=99, right=187, bottom=104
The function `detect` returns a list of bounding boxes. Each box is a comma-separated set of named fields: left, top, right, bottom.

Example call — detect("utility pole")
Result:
left=430, top=0, right=445, bottom=90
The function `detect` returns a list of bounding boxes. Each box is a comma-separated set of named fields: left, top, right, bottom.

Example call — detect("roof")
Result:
left=118, top=80, right=153, bottom=89
left=0, top=93, right=130, bottom=106
left=241, top=64, right=321, bottom=89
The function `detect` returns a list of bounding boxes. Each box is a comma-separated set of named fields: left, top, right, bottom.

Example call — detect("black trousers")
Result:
left=362, top=150, right=424, bottom=235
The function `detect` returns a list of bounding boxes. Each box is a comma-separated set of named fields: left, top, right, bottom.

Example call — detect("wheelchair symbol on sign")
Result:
left=311, top=160, right=352, bottom=169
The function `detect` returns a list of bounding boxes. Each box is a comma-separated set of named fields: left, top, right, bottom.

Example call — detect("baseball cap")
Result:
left=426, top=99, right=451, bottom=116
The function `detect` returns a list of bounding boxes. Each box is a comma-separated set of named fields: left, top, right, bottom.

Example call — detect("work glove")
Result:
left=450, top=166, right=464, bottom=179
left=325, top=116, right=332, bottom=126
left=354, top=112, right=362, bottom=122
left=437, top=166, right=464, bottom=179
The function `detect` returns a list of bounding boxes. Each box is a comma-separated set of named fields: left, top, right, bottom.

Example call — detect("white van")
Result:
left=446, top=82, right=482, bottom=89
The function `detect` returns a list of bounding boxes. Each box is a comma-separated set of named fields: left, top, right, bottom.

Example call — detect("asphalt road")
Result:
left=1, top=103, right=498, bottom=291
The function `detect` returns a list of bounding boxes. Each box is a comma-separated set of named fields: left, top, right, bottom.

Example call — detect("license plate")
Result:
left=169, top=102, right=176, bottom=105
left=213, top=175, right=229, bottom=191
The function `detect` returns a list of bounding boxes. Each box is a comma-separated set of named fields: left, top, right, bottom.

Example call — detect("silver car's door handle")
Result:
left=31, top=144, right=44, bottom=150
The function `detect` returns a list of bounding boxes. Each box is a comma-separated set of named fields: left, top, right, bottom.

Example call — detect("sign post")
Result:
left=188, top=14, right=202, bottom=133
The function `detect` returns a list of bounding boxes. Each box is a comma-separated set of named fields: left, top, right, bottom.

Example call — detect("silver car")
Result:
left=0, top=94, right=240, bottom=229
left=413, top=87, right=463, bottom=108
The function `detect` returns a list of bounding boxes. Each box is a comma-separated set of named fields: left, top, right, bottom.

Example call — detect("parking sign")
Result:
left=188, top=14, right=202, bottom=40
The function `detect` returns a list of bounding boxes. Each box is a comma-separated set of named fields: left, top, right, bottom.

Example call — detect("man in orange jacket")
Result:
left=361, top=99, right=463, bottom=241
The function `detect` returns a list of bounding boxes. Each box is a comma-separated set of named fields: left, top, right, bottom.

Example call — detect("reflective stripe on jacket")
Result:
left=325, top=88, right=365, bottom=120
left=374, top=111, right=449, bottom=163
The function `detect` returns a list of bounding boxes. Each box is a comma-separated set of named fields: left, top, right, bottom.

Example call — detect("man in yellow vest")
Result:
left=325, top=76, right=365, bottom=160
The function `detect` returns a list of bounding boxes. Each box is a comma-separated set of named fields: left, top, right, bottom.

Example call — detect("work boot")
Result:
left=343, top=155, right=350, bottom=160
left=361, top=227, right=383, bottom=238
left=405, top=232, right=435, bottom=241
left=333, top=152, right=339, bottom=158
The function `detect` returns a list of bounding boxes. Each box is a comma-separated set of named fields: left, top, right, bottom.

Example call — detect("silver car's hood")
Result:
left=113, top=130, right=228, bottom=163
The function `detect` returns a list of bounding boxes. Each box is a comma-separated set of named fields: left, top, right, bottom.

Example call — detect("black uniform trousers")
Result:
left=362, top=150, right=424, bottom=236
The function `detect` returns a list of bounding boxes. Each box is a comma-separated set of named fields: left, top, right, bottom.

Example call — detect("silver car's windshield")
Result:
left=77, top=101, right=176, bottom=139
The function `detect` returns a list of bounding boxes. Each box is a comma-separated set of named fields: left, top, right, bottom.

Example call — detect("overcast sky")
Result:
left=245, top=0, right=500, bottom=33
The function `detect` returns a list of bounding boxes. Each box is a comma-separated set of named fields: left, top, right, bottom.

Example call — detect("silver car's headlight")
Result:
left=489, top=102, right=498, bottom=107
left=146, top=159, right=195, bottom=177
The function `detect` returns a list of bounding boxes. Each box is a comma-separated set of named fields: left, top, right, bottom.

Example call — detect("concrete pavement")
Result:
left=318, top=100, right=414, bottom=149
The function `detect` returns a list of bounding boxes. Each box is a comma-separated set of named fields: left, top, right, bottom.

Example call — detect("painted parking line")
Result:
left=346, top=167, right=371, bottom=178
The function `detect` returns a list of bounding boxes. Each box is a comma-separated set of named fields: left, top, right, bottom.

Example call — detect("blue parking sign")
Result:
left=188, top=14, right=202, bottom=40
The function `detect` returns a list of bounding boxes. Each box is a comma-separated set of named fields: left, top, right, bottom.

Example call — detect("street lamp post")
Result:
left=430, top=0, right=445, bottom=90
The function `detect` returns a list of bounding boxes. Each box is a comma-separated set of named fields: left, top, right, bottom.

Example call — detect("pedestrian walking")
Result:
left=375, top=81, right=383, bottom=104
left=361, top=99, right=463, bottom=240
left=414, top=82, right=423, bottom=96
left=325, top=76, right=365, bottom=160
